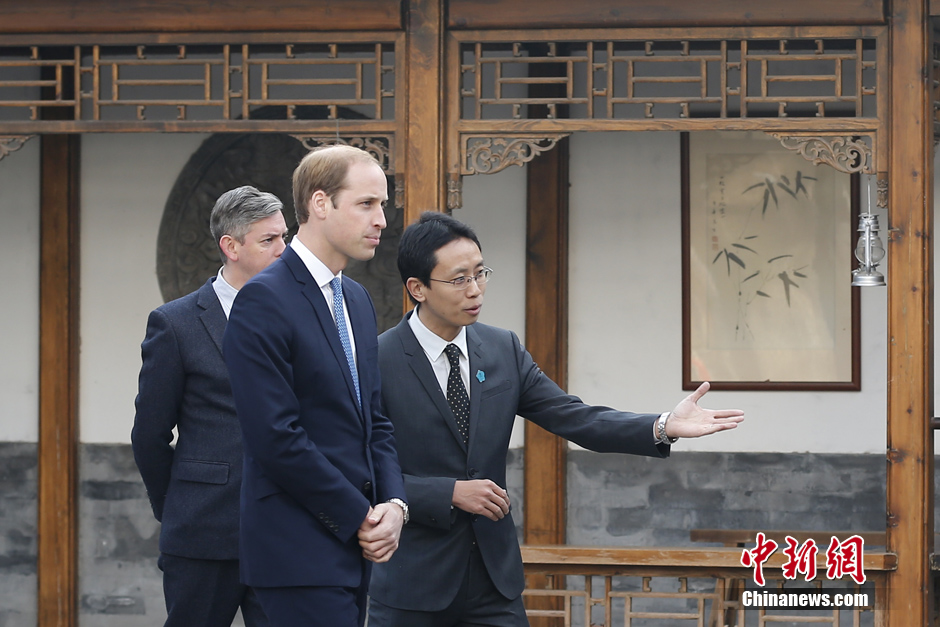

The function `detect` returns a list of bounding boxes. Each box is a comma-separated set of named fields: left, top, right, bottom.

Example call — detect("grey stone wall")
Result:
left=0, top=443, right=924, bottom=626
left=566, top=450, right=888, bottom=547
left=0, top=443, right=37, bottom=627
left=79, top=444, right=164, bottom=626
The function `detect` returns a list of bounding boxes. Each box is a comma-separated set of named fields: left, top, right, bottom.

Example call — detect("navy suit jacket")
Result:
left=370, top=313, right=669, bottom=611
left=222, top=245, right=406, bottom=589
left=132, top=278, right=244, bottom=560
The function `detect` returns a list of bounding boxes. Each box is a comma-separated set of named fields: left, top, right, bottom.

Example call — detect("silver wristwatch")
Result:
left=656, top=412, right=678, bottom=445
left=387, top=498, right=410, bottom=524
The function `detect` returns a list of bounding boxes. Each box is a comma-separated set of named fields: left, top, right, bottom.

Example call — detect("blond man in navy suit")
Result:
left=223, top=146, right=407, bottom=627
left=133, top=186, right=288, bottom=627
left=368, top=212, right=745, bottom=627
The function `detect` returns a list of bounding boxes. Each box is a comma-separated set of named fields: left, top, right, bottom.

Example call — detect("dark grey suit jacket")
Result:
left=132, top=277, right=245, bottom=560
left=369, top=312, right=670, bottom=611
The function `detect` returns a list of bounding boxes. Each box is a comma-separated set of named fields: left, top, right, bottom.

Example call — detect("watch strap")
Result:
left=657, top=412, right=678, bottom=445
left=387, top=497, right=409, bottom=524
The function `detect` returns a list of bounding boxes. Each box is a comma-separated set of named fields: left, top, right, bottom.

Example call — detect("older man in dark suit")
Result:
left=222, top=145, right=407, bottom=627
left=132, top=185, right=288, bottom=627
left=368, top=212, right=745, bottom=627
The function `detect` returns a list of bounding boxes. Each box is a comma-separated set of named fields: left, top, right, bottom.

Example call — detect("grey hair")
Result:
left=209, top=185, right=284, bottom=262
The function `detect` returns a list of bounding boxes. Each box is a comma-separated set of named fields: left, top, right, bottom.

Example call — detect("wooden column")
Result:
left=404, top=0, right=445, bottom=221
left=522, top=43, right=572, bottom=552
left=519, top=46, right=570, bottom=625
left=885, top=0, right=934, bottom=624
left=38, top=134, right=80, bottom=627
left=523, top=140, right=569, bottom=626
left=523, top=139, right=570, bottom=547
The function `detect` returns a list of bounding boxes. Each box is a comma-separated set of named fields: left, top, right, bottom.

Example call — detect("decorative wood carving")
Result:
left=291, top=135, right=395, bottom=174
left=462, top=134, right=570, bottom=175
left=394, top=178, right=405, bottom=211
left=771, top=133, right=874, bottom=174
left=876, top=176, right=888, bottom=209
left=447, top=174, right=462, bottom=210
left=0, top=135, right=34, bottom=161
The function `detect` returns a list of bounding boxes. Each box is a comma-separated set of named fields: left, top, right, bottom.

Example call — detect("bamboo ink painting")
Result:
left=682, top=131, right=859, bottom=390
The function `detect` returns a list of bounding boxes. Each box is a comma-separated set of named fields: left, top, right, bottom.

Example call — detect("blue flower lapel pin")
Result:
left=476, top=370, right=486, bottom=383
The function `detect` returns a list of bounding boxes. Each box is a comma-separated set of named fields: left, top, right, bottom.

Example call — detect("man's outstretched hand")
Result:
left=664, top=382, right=744, bottom=439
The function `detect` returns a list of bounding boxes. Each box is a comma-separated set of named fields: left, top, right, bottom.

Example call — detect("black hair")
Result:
left=397, top=211, right=482, bottom=303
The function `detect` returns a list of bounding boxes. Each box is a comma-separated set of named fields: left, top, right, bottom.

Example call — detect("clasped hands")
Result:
left=357, top=502, right=404, bottom=563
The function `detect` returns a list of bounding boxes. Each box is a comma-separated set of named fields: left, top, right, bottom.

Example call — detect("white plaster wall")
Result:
left=79, top=134, right=209, bottom=443
left=567, top=132, right=888, bottom=454
left=0, top=130, right=909, bottom=454
left=0, top=137, right=40, bottom=442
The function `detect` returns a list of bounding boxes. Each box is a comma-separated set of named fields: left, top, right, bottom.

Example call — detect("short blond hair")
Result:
left=292, top=145, right=381, bottom=224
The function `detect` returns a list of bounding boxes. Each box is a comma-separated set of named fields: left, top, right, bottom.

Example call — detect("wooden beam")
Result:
left=885, top=0, right=934, bottom=624
left=0, top=0, right=402, bottom=34
left=521, top=545, right=899, bottom=572
left=38, top=133, right=80, bottom=627
left=403, top=0, right=445, bottom=220
left=448, top=0, right=885, bottom=29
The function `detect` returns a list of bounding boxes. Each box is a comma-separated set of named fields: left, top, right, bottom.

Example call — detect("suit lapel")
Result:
left=397, top=314, right=468, bottom=453
left=466, top=325, right=484, bottom=452
left=283, top=248, right=363, bottom=419
left=197, top=278, right=226, bottom=356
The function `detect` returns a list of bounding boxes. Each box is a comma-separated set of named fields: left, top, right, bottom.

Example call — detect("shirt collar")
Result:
left=212, top=267, right=239, bottom=319
left=290, top=236, right=342, bottom=287
left=408, top=306, right=468, bottom=362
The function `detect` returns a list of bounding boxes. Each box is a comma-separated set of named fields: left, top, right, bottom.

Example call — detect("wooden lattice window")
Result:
left=457, top=34, right=879, bottom=121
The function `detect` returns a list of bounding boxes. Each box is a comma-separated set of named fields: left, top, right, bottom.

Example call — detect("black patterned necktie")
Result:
left=444, top=344, right=470, bottom=444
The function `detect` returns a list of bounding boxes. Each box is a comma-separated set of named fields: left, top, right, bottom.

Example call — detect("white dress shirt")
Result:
left=212, top=267, right=239, bottom=319
left=408, top=306, right=470, bottom=398
left=289, top=237, right=357, bottom=365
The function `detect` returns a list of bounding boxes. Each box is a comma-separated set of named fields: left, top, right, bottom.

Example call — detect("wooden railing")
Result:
left=521, top=545, right=896, bottom=627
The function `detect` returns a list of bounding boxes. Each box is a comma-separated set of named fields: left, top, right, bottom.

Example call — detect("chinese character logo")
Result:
left=741, top=533, right=866, bottom=587
left=740, top=532, right=779, bottom=586
left=825, top=535, right=866, bottom=585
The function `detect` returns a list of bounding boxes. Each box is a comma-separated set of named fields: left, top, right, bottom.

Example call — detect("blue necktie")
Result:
left=330, top=277, right=360, bottom=406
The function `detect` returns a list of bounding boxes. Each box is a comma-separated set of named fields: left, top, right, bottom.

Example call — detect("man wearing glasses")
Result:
left=368, top=211, right=744, bottom=627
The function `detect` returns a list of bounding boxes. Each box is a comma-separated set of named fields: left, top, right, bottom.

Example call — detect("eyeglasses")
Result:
left=428, top=266, right=493, bottom=290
